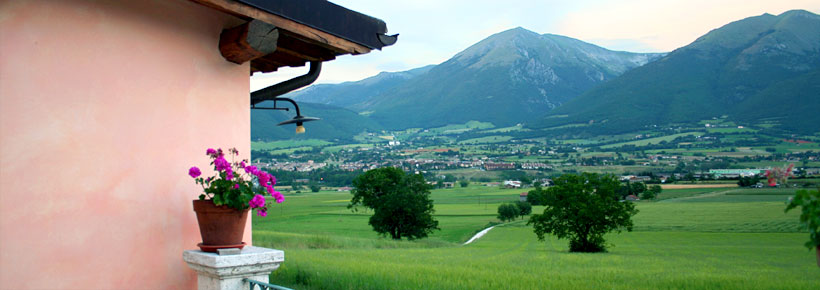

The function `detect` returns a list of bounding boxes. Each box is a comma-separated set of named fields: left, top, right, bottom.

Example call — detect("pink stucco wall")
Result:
left=0, top=1, right=252, bottom=288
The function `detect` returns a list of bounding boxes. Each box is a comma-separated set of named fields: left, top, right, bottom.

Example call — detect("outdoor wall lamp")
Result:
left=251, top=61, right=322, bottom=134
left=252, top=97, right=319, bottom=134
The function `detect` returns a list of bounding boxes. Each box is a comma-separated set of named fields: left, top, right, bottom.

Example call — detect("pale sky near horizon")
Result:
left=250, top=0, right=820, bottom=91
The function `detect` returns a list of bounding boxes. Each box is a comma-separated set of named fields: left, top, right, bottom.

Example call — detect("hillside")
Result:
left=288, top=65, right=434, bottom=110
left=532, top=10, right=820, bottom=134
left=363, top=28, right=663, bottom=129
left=280, top=27, right=662, bottom=130
left=250, top=101, right=382, bottom=142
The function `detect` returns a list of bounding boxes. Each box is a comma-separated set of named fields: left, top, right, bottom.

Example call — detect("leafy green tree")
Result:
left=497, top=203, right=519, bottom=222
left=309, top=184, right=321, bottom=193
left=528, top=173, right=638, bottom=252
left=515, top=201, right=532, bottom=218
left=348, top=167, right=439, bottom=240
left=738, top=176, right=761, bottom=187
left=630, top=182, right=647, bottom=196
left=436, top=180, right=444, bottom=189
left=642, top=185, right=662, bottom=200
left=519, top=176, right=533, bottom=186
left=684, top=172, right=696, bottom=183
left=785, top=188, right=820, bottom=253
left=527, top=186, right=546, bottom=206
left=459, top=180, right=469, bottom=188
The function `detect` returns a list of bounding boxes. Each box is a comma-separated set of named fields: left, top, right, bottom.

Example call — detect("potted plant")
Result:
left=785, top=188, right=820, bottom=267
left=188, top=148, right=284, bottom=252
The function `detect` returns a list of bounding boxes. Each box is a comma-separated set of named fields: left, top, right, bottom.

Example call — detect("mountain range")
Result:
left=534, top=10, right=820, bottom=134
left=289, top=27, right=663, bottom=130
left=252, top=10, right=820, bottom=141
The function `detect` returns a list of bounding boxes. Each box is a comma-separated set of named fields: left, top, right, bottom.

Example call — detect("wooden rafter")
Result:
left=190, top=0, right=371, bottom=55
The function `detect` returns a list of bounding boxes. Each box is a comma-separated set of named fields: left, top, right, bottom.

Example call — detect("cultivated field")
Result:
left=253, top=187, right=820, bottom=289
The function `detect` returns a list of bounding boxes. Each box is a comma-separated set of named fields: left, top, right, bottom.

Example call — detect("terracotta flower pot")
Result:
left=192, top=200, right=249, bottom=252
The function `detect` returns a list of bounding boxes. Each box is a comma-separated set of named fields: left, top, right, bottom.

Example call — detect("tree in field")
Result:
left=309, top=183, right=321, bottom=192
left=526, top=185, right=546, bottom=206
left=459, top=180, right=469, bottom=188
left=497, top=203, right=520, bottom=222
left=348, top=167, right=439, bottom=240
left=528, top=173, right=638, bottom=252
left=738, top=176, right=761, bottom=187
left=515, top=200, right=532, bottom=219
left=641, top=185, right=662, bottom=200
left=630, top=182, right=647, bottom=196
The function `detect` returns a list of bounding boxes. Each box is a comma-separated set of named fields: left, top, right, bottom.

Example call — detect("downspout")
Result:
left=251, top=61, right=322, bottom=107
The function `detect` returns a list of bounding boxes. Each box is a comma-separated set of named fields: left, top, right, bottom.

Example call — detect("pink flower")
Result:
left=233, top=184, right=240, bottom=189
left=257, top=210, right=267, bottom=217
left=226, top=171, right=234, bottom=180
left=272, top=191, right=284, bottom=204
left=240, top=161, right=247, bottom=168
left=214, top=156, right=230, bottom=172
left=258, top=172, right=270, bottom=185
left=248, top=194, right=266, bottom=208
left=206, top=148, right=217, bottom=155
left=188, top=167, right=201, bottom=178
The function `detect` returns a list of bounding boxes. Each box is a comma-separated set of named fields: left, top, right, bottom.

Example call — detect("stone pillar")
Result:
left=183, top=246, right=284, bottom=290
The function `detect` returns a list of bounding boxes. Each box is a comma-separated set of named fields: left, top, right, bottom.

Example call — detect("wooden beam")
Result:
left=190, top=0, right=371, bottom=55
left=275, top=33, right=337, bottom=62
left=219, top=20, right=279, bottom=64
left=251, top=55, right=304, bottom=73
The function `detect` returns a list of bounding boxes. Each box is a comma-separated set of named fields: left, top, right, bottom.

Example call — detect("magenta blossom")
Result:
left=258, top=172, right=270, bottom=185
left=188, top=167, right=201, bottom=178
left=272, top=191, right=284, bottom=204
left=249, top=194, right=266, bottom=208
left=192, top=147, right=282, bottom=218
left=214, top=156, right=231, bottom=172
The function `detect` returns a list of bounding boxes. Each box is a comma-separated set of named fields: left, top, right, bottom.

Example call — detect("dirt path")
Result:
left=463, top=226, right=496, bottom=245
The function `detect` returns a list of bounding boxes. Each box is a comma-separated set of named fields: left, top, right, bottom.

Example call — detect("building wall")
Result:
left=0, top=0, right=251, bottom=288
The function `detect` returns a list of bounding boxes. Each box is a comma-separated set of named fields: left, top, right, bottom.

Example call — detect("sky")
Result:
left=250, top=0, right=820, bottom=91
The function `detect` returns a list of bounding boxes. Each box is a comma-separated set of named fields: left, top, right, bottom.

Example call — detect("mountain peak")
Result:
left=535, top=9, right=820, bottom=134
left=778, top=9, right=819, bottom=19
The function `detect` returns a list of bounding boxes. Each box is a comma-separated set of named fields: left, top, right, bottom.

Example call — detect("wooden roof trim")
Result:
left=191, top=0, right=371, bottom=55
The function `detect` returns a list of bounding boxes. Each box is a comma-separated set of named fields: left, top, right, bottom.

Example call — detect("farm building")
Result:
left=0, top=0, right=394, bottom=288
left=504, top=180, right=522, bottom=188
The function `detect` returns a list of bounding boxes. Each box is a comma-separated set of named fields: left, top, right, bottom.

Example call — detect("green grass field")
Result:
left=458, top=135, right=514, bottom=144
left=251, top=139, right=333, bottom=150
left=253, top=186, right=820, bottom=289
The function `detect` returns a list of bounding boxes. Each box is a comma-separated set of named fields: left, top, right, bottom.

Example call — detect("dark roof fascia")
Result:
left=234, top=0, right=394, bottom=50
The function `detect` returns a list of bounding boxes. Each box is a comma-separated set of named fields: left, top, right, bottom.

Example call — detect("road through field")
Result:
left=463, top=226, right=495, bottom=245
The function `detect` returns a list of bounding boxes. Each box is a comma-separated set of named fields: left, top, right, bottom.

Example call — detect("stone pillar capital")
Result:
left=183, top=246, right=284, bottom=290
